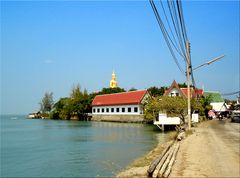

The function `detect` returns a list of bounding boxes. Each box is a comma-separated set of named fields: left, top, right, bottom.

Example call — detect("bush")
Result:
left=49, top=111, right=59, bottom=120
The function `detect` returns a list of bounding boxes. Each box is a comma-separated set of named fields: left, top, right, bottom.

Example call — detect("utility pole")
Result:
left=186, top=41, right=191, bottom=130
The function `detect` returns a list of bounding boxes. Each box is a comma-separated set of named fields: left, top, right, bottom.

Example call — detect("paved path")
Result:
left=170, top=119, right=240, bottom=177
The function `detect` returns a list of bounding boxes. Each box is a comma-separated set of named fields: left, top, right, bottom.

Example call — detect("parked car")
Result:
left=231, top=104, right=240, bottom=123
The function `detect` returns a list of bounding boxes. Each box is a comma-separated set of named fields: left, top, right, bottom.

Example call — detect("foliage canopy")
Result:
left=144, top=96, right=205, bottom=123
left=39, top=92, right=54, bottom=113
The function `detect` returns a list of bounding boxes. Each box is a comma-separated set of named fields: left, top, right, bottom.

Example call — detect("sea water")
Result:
left=1, top=115, right=168, bottom=177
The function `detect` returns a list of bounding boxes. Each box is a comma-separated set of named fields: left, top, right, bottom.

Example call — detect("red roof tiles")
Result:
left=92, top=90, right=148, bottom=106
left=181, top=88, right=204, bottom=98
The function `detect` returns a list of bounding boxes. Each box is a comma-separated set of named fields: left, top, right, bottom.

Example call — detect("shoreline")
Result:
left=116, top=131, right=177, bottom=177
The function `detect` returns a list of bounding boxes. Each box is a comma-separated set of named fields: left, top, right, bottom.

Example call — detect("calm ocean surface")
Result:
left=1, top=115, right=168, bottom=177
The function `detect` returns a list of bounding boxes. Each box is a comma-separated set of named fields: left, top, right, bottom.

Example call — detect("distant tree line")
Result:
left=38, top=83, right=206, bottom=121
left=39, top=85, right=127, bottom=120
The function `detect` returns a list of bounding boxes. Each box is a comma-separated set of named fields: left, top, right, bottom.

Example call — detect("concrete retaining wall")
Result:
left=91, top=114, right=145, bottom=123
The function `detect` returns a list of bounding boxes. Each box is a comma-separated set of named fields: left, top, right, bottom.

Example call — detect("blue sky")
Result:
left=1, top=1, right=239, bottom=114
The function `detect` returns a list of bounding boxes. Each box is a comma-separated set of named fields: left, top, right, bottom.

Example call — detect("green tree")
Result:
left=144, top=96, right=207, bottom=123
left=100, top=87, right=126, bottom=94
left=49, top=85, right=128, bottom=120
left=53, top=97, right=69, bottom=112
left=144, top=96, right=187, bottom=123
left=50, top=84, right=90, bottom=120
left=148, top=86, right=167, bottom=97
left=70, top=84, right=82, bottom=99
left=178, top=83, right=187, bottom=88
left=129, top=88, right=137, bottom=91
left=39, top=92, right=54, bottom=114
left=199, top=95, right=213, bottom=117
left=191, top=98, right=205, bottom=116
left=50, top=97, right=70, bottom=119
left=144, top=96, right=162, bottom=121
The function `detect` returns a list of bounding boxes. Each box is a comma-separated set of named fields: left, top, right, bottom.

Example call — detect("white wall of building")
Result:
left=168, top=88, right=181, bottom=97
left=210, top=102, right=227, bottom=112
left=92, top=104, right=142, bottom=115
left=154, top=113, right=180, bottom=125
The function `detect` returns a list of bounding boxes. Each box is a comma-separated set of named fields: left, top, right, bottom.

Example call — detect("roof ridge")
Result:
left=164, top=80, right=185, bottom=97
left=92, top=90, right=148, bottom=106
left=95, top=89, right=147, bottom=97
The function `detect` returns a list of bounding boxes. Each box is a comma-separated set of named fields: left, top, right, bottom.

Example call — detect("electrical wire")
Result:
left=150, top=0, right=185, bottom=74
left=159, top=0, right=186, bottom=59
left=168, top=0, right=187, bottom=62
left=149, top=0, right=196, bottom=89
left=176, top=0, right=187, bottom=45
left=222, top=91, right=240, bottom=96
left=178, top=0, right=188, bottom=41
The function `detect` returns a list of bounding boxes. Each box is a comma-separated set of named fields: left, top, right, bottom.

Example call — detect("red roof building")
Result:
left=92, top=90, right=148, bottom=106
left=180, top=88, right=204, bottom=98
left=164, top=80, right=203, bottom=98
left=91, top=90, right=150, bottom=117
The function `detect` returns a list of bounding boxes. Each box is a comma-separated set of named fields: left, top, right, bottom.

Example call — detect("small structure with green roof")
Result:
left=203, top=91, right=227, bottom=112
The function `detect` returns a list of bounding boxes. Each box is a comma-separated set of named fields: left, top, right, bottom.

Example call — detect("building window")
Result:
left=102, top=108, right=104, bottom=113
left=176, top=93, right=179, bottom=96
left=106, top=108, right=109, bottom=112
left=97, top=108, right=100, bottom=113
left=122, top=108, right=125, bottom=113
left=116, top=108, right=119, bottom=112
left=128, top=107, right=131, bottom=112
left=134, top=107, right=138, bottom=113
left=93, top=108, right=95, bottom=113
left=111, top=108, right=114, bottom=112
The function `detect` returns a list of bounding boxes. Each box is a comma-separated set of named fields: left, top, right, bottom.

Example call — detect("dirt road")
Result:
left=170, top=119, right=240, bottom=177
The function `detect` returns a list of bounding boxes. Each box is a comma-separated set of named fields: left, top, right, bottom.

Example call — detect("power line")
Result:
left=176, top=0, right=196, bottom=88
left=149, top=0, right=185, bottom=74
left=167, top=0, right=186, bottom=62
left=222, top=91, right=240, bottom=96
left=150, top=0, right=196, bottom=89
left=178, top=0, right=188, bottom=41
left=176, top=0, right=188, bottom=44
left=159, top=0, right=185, bottom=59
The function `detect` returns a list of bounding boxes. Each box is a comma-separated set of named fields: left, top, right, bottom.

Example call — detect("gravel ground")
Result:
left=170, top=119, right=240, bottom=177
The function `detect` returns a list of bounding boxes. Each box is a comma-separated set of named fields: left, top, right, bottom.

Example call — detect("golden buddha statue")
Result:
left=110, top=71, right=118, bottom=88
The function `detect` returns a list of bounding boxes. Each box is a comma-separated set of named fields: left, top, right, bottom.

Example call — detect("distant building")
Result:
left=204, top=91, right=227, bottom=112
left=164, top=80, right=203, bottom=98
left=91, top=90, right=150, bottom=122
left=109, top=71, right=118, bottom=88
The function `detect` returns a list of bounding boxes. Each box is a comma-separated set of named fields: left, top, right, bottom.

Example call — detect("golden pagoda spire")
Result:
left=110, top=70, right=118, bottom=88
